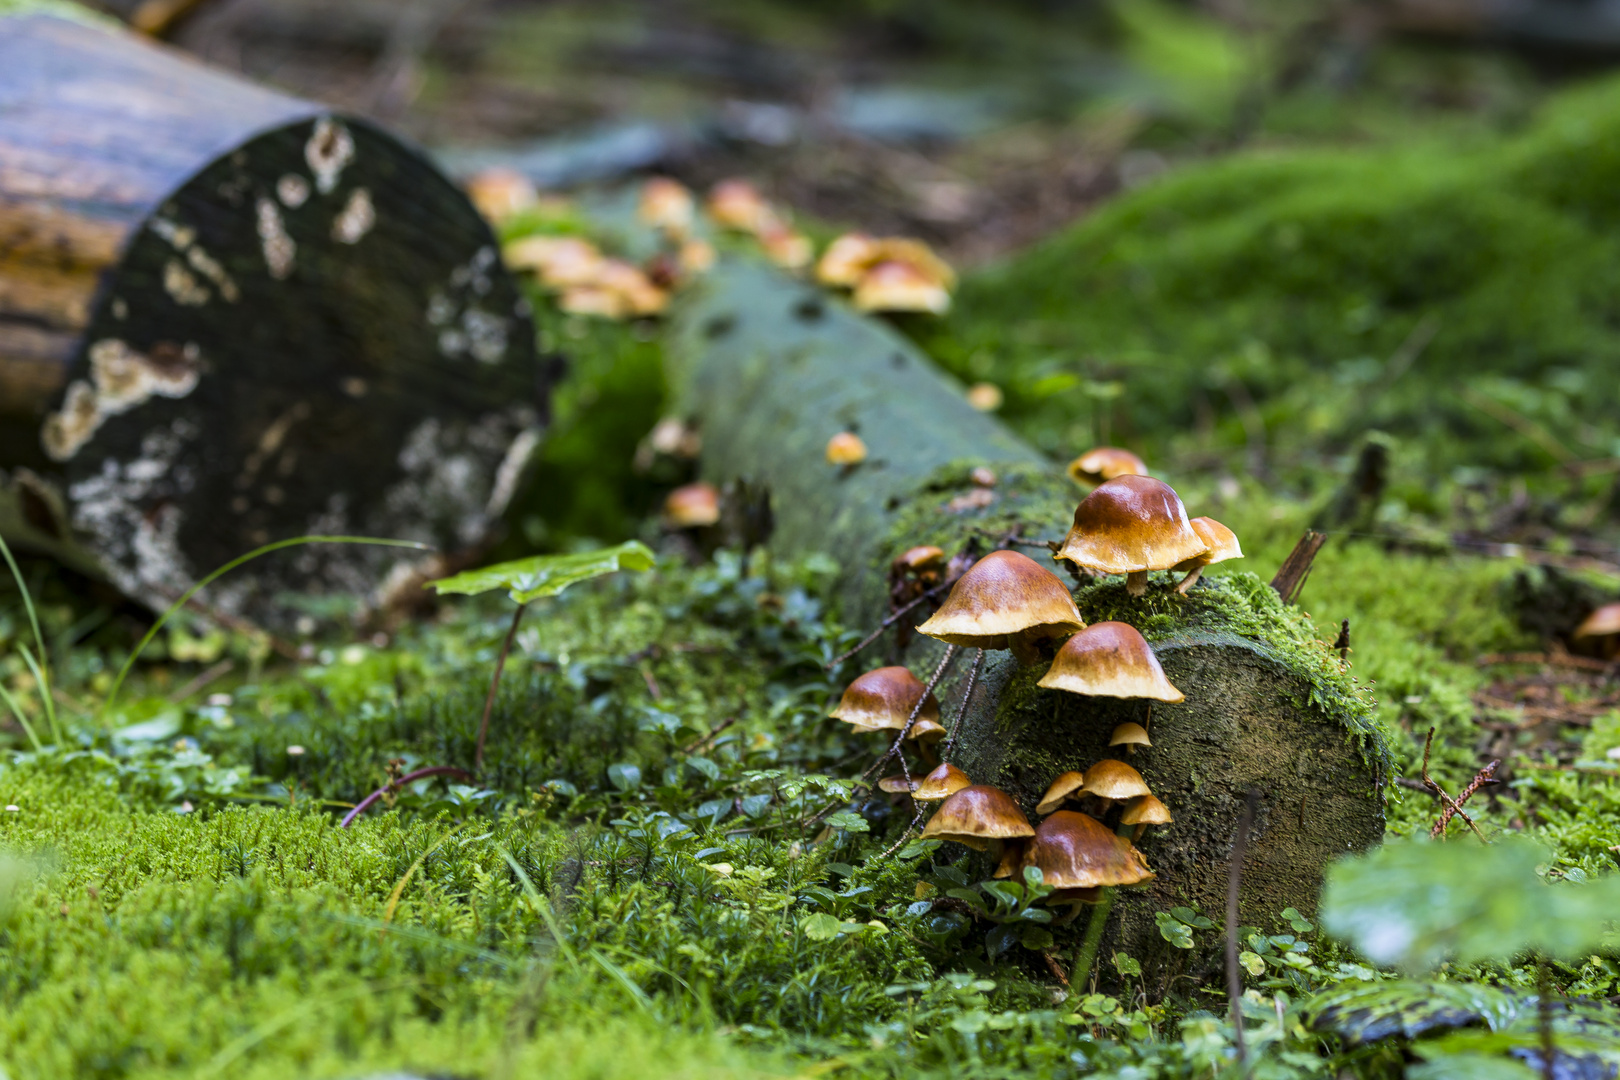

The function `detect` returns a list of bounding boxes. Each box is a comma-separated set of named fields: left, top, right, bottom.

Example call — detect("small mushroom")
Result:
left=1066, top=447, right=1147, bottom=487
left=465, top=167, right=537, bottom=223
left=965, top=383, right=1003, bottom=412
left=1119, top=794, right=1173, bottom=842
left=638, top=177, right=695, bottom=236
left=664, top=482, right=720, bottom=527
left=853, top=260, right=950, bottom=315
left=1171, top=517, right=1244, bottom=594
left=915, top=549, right=1086, bottom=665
left=503, top=235, right=604, bottom=289
left=759, top=221, right=813, bottom=269
left=1022, top=810, right=1154, bottom=892
left=707, top=178, right=771, bottom=232
left=879, top=774, right=919, bottom=794
left=1109, top=722, right=1152, bottom=755
left=1035, top=770, right=1086, bottom=816
left=1054, top=475, right=1207, bottom=596
left=678, top=238, right=717, bottom=275
left=1574, top=603, right=1620, bottom=659
left=1038, top=622, right=1184, bottom=702
left=826, top=431, right=868, bottom=466
left=816, top=233, right=881, bottom=287
left=594, top=259, right=669, bottom=317
left=920, top=784, right=1034, bottom=851
left=893, top=545, right=947, bottom=577
left=992, top=837, right=1028, bottom=879
left=914, top=762, right=972, bottom=801
left=1079, top=758, right=1153, bottom=811
left=828, top=665, right=946, bottom=743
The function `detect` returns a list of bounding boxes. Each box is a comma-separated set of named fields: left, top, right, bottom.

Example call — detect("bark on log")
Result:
left=0, top=14, right=545, bottom=626
left=664, top=258, right=1389, bottom=989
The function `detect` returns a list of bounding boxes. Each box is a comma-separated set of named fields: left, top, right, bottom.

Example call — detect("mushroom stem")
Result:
left=1126, top=571, right=1149, bottom=597
left=1071, top=887, right=1115, bottom=989
left=1131, top=823, right=1147, bottom=843
left=1174, top=566, right=1203, bottom=594
left=1009, top=631, right=1043, bottom=666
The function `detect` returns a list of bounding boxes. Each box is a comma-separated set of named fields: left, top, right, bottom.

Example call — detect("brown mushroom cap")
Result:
left=1037, top=622, right=1184, bottom=702
left=664, top=482, right=720, bottom=527
left=1574, top=602, right=1620, bottom=639
left=1120, top=794, right=1173, bottom=827
left=707, top=178, right=770, bottom=232
left=829, top=666, right=941, bottom=732
left=1172, top=517, right=1244, bottom=572
left=1055, top=475, right=1207, bottom=576
left=1021, top=810, right=1154, bottom=889
left=878, top=774, right=918, bottom=794
left=816, top=232, right=881, bottom=287
left=921, top=785, right=1035, bottom=850
left=1035, top=770, right=1086, bottom=816
left=853, top=260, right=951, bottom=315
left=826, top=432, right=868, bottom=465
left=1080, top=759, right=1154, bottom=803
left=914, top=763, right=972, bottom=801
left=895, top=545, right=948, bottom=574
left=992, top=838, right=1028, bottom=879
left=1066, top=447, right=1148, bottom=487
left=914, top=550, right=1085, bottom=650
left=638, top=177, right=695, bottom=234
left=1110, top=722, right=1152, bottom=749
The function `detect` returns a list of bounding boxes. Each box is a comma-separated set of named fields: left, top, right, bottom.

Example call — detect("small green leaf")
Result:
left=1019, top=926, right=1055, bottom=951
left=801, top=912, right=843, bottom=941
left=1282, top=906, right=1314, bottom=934
left=429, top=541, right=655, bottom=603
left=1240, top=950, right=1266, bottom=977
left=825, top=810, right=869, bottom=833
left=606, top=763, right=642, bottom=792
left=1113, top=951, right=1142, bottom=978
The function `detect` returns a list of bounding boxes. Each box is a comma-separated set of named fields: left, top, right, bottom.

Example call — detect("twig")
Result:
left=680, top=716, right=737, bottom=755
left=1269, top=530, right=1327, bottom=604
left=475, top=602, right=527, bottom=772
left=862, top=645, right=958, bottom=786
left=826, top=582, right=950, bottom=669
left=167, top=658, right=235, bottom=703
left=340, top=765, right=475, bottom=828
left=1044, top=951, right=1071, bottom=988
left=1432, top=759, right=1499, bottom=839
left=1419, top=728, right=1488, bottom=843
left=941, top=647, right=984, bottom=761
left=1228, top=788, right=1259, bottom=1066
left=1333, top=620, right=1350, bottom=664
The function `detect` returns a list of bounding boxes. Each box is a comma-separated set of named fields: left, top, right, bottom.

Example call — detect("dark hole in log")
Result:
left=703, top=313, right=737, bottom=339
left=792, top=297, right=824, bottom=322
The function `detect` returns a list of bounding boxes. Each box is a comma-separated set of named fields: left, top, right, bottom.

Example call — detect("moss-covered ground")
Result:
left=7, top=60, right=1620, bottom=1080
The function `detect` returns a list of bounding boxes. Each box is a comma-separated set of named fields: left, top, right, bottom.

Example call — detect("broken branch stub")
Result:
left=0, top=15, right=546, bottom=626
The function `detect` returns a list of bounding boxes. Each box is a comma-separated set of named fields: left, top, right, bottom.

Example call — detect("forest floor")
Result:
left=4, top=2, right=1620, bottom=1078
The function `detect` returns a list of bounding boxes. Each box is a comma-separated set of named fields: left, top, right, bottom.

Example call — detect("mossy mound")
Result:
left=920, top=75, right=1620, bottom=483
left=944, top=572, right=1389, bottom=989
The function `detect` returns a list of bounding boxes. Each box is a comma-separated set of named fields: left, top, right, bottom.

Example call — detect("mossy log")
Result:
left=0, top=14, right=545, bottom=626
left=665, top=259, right=1388, bottom=987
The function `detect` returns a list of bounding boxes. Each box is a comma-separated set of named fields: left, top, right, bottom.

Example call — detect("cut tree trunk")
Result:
left=0, top=13, right=545, bottom=627
left=664, top=257, right=1388, bottom=990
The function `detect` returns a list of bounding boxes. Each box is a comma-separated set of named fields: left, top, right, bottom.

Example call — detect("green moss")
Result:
left=920, top=74, right=1620, bottom=485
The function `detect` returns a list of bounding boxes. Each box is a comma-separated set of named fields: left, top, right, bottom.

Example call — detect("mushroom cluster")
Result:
left=503, top=233, right=671, bottom=320
left=815, top=233, right=955, bottom=315
left=705, top=179, right=813, bottom=269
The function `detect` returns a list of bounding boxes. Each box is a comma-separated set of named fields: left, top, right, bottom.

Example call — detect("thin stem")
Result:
left=1538, top=954, right=1555, bottom=1080
left=0, top=679, right=44, bottom=753
left=826, top=581, right=952, bottom=670
left=862, top=645, right=958, bottom=785
left=475, top=602, right=528, bottom=772
left=1228, top=789, right=1259, bottom=1066
left=0, top=533, right=56, bottom=741
left=1071, top=888, right=1114, bottom=992
left=103, top=535, right=430, bottom=717
left=340, top=765, right=475, bottom=828
left=941, top=648, right=984, bottom=761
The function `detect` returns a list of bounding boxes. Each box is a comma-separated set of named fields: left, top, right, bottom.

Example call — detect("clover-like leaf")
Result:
left=429, top=540, right=655, bottom=604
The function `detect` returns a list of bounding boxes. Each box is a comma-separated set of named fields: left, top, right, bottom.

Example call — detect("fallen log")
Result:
left=0, top=13, right=546, bottom=626
left=664, top=256, right=1389, bottom=989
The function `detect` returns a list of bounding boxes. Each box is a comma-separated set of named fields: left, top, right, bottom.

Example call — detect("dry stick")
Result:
left=1419, top=728, right=1489, bottom=843
left=1269, top=530, right=1327, bottom=605
left=826, top=582, right=951, bottom=670
left=872, top=646, right=960, bottom=856
left=1538, top=955, right=1556, bottom=1080
left=1432, top=759, right=1500, bottom=839
left=1228, top=788, right=1260, bottom=1067
left=474, top=602, right=528, bottom=773
left=941, top=647, right=985, bottom=761
left=340, top=765, right=475, bottom=828
left=680, top=716, right=738, bottom=755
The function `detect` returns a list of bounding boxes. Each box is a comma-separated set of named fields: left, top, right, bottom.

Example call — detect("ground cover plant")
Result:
left=5, top=21, right=1620, bottom=1080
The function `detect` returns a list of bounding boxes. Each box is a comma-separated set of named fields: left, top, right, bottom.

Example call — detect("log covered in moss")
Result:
left=665, top=256, right=1388, bottom=985
left=0, top=14, right=546, bottom=625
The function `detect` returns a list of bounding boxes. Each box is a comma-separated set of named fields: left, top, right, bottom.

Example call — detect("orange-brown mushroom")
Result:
left=914, top=762, right=972, bottom=802
left=920, top=784, right=1034, bottom=851
left=1055, top=475, right=1207, bottom=596
left=707, top=178, right=770, bottom=232
left=894, top=545, right=948, bottom=577
left=1066, top=447, right=1147, bottom=487
left=664, top=482, right=720, bottom=528
left=1035, top=770, right=1086, bottom=816
left=1037, top=622, right=1184, bottom=702
left=915, top=550, right=1085, bottom=665
left=853, top=259, right=950, bottom=315
left=992, top=838, right=1029, bottom=879
left=1079, top=758, right=1154, bottom=810
left=503, top=235, right=604, bottom=289
left=1171, top=517, right=1244, bottom=594
left=1574, top=603, right=1620, bottom=659
left=1109, top=722, right=1152, bottom=755
left=1022, top=810, right=1154, bottom=890
left=1119, top=794, right=1173, bottom=842
left=638, top=176, right=695, bottom=235
left=816, top=232, right=881, bottom=288
left=465, top=167, right=537, bottom=223
left=828, top=665, right=946, bottom=742
left=879, top=774, right=919, bottom=794
left=826, top=431, right=868, bottom=466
